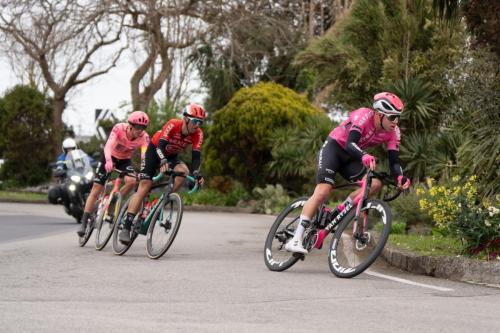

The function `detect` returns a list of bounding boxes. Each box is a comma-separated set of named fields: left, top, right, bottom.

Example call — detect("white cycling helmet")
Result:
left=62, top=138, right=77, bottom=153
left=372, top=92, right=404, bottom=116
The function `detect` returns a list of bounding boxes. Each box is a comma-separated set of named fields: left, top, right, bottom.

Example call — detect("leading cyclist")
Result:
left=285, top=92, right=411, bottom=254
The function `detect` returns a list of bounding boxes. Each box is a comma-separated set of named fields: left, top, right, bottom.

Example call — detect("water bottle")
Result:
left=141, top=201, right=152, bottom=220
left=319, top=207, right=333, bottom=228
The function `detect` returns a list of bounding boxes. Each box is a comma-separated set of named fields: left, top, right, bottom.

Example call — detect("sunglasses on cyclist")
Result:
left=131, top=124, right=147, bottom=131
left=188, top=117, right=203, bottom=126
left=386, top=115, right=400, bottom=122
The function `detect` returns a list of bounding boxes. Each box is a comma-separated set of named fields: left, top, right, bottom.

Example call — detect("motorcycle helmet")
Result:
left=62, top=138, right=77, bottom=154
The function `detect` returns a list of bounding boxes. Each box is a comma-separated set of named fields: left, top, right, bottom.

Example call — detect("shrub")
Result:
left=389, top=187, right=433, bottom=229
left=183, top=181, right=250, bottom=207
left=0, top=85, right=53, bottom=186
left=252, top=184, right=291, bottom=215
left=416, top=176, right=500, bottom=257
left=203, top=82, right=323, bottom=190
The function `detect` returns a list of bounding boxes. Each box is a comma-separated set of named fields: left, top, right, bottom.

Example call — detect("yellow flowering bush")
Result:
left=416, top=176, right=500, bottom=258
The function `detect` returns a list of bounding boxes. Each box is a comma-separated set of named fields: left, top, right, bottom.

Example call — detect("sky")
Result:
left=0, top=56, right=137, bottom=137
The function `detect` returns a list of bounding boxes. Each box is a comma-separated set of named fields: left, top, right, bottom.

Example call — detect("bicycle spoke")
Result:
left=329, top=199, right=391, bottom=278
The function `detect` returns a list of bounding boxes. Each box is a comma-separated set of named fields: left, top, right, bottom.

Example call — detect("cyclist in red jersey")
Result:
left=77, top=111, right=150, bottom=237
left=285, top=92, right=412, bottom=254
left=118, top=103, right=206, bottom=245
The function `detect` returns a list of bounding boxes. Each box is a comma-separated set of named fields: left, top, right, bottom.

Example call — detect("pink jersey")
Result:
left=329, top=108, right=400, bottom=151
left=104, top=123, right=150, bottom=160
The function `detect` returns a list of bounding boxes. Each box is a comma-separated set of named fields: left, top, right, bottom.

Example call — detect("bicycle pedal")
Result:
left=293, top=253, right=306, bottom=260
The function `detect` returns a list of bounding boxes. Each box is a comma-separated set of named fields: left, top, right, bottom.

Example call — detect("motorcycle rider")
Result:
left=48, top=138, right=79, bottom=205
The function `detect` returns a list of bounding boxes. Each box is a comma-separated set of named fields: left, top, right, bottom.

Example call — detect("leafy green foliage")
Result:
left=417, top=176, right=500, bottom=255
left=203, top=82, right=323, bottom=189
left=445, top=48, right=500, bottom=197
left=183, top=181, right=249, bottom=207
left=389, top=187, right=434, bottom=228
left=296, top=0, right=464, bottom=110
left=0, top=85, right=53, bottom=186
left=267, top=112, right=333, bottom=193
left=388, top=77, right=438, bottom=132
left=252, top=184, right=291, bottom=215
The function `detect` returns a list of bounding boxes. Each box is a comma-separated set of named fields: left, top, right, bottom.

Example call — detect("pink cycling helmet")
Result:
left=373, top=92, right=404, bottom=115
left=182, top=103, right=206, bottom=120
left=128, top=111, right=149, bottom=126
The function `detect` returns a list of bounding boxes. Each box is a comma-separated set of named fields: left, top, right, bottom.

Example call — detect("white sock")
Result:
left=293, top=215, right=310, bottom=242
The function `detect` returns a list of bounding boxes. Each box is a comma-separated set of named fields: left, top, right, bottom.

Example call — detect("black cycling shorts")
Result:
left=316, top=137, right=366, bottom=186
left=94, top=154, right=134, bottom=185
left=138, top=142, right=182, bottom=181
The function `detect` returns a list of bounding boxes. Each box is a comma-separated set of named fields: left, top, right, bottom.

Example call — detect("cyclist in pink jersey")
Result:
left=285, top=92, right=411, bottom=254
left=77, top=111, right=150, bottom=237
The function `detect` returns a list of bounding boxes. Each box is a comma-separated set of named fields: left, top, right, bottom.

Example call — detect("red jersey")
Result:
left=151, top=119, right=203, bottom=156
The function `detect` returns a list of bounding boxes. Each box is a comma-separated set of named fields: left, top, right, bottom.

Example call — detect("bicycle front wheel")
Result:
left=95, top=193, right=122, bottom=250
left=328, top=198, right=392, bottom=278
left=146, top=193, right=183, bottom=259
left=112, top=197, right=139, bottom=256
left=264, top=197, right=308, bottom=272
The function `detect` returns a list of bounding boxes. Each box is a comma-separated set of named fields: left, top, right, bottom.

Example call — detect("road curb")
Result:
left=382, top=245, right=500, bottom=286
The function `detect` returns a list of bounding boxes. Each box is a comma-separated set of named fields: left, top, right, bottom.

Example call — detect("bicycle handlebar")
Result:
left=152, top=170, right=200, bottom=194
left=369, top=170, right=403, bottom=202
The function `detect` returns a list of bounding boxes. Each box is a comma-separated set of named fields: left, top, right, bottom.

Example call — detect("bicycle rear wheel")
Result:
left=328, top=198, right=392, bottom=278
left=264, top=197, right=308, bottom=272
left=95, top=193, right=122, bottom=250
left=146, top=193, right=183, bottom=259
left=112, top=198, right=139, bottom=256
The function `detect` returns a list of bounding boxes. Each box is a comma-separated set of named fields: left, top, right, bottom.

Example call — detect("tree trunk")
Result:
left=52, top=96, right=65, bottom=159
left=309, top=0, right=316, bottom=39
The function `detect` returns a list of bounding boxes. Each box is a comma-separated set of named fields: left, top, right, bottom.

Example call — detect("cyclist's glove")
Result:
left=397, top=175, right=411, bottom=190
left=159, top=159, right=168, bottom=168
left=192, top=170, right=203, bottom=188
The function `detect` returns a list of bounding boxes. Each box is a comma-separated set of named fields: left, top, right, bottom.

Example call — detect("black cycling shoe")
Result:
left=119, top=228, right=131, bottom=245
left=77, top=219, right=87, bottom=237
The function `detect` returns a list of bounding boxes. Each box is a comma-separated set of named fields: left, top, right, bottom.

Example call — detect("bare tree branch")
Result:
left=0, top=0, right=126, bottom=155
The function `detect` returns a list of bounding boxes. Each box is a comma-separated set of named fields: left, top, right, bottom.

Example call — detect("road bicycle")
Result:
left=78, top=169, right=134, bottom=248
left=111, top=169, right=199, bottom=259
left=264, top=169, right=402, bottom=278
left=94, top=169, right=136, bottom=250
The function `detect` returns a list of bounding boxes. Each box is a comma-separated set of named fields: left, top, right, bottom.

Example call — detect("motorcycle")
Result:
left=48, top=149, right=95, bottom=222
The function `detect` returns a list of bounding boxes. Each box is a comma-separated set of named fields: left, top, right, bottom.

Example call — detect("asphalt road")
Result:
left=0, top=203, right=499, bottom=332
left=0, top=202, right=77, bottom=243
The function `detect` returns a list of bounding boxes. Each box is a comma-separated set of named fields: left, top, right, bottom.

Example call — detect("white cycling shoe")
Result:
left=285, top=239, right=308, bottom=254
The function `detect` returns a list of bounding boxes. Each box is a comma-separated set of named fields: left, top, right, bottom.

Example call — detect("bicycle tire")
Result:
left=264, top=197, right=308, bottom=272
left=78, top=215, right=95, bottom=247
left=328, top=198, right=392, bottom=278
left=112, top=198, right=139, bottom=256
left=95, top=193, right=122, bottom=250
left=146, top=193, right=183, bottom=259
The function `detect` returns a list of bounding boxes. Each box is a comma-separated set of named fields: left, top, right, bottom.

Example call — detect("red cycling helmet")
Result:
left=182, top=103, right=206, bottom=120
left=373, top=92, right=404, bottom=115
left=128, top=111, right=149, bottom=127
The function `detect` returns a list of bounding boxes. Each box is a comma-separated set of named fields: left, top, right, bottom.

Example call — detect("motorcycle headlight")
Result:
left=68, top=184, right=77, bottom=192
left=85, top=171, right=94, bottom=181
left=70, top=175, right=82, bottom=183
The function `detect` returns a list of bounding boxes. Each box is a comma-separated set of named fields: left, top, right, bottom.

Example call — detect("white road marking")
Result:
left=366, top=270, right=454, bottom=292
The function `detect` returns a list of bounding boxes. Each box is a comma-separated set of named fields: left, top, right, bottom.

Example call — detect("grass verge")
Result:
left=388, top=234, right=462, bottom=257
left=0, top=190, right=47, bottom=203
